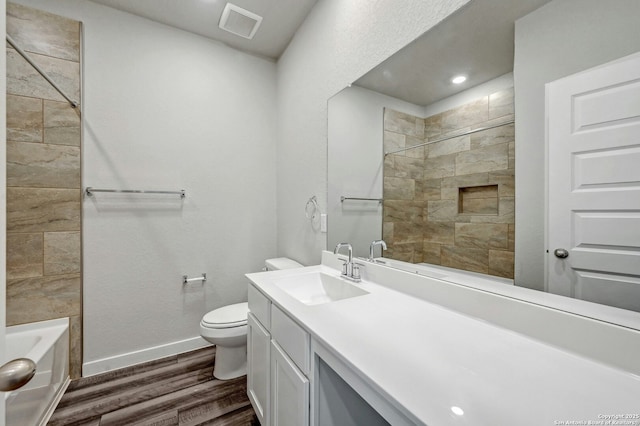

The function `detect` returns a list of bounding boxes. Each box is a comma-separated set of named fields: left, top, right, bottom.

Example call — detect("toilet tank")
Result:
left=265, top=257, right=303, bottom=271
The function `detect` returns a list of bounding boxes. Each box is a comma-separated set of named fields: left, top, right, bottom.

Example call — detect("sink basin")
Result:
left=273, top=272, right=369, bottom=305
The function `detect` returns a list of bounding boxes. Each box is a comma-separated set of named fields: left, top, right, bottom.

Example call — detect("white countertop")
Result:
left=247, top=259, right=640, bottom=425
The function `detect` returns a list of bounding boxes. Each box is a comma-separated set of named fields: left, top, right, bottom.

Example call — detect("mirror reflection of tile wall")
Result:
left=383, top=89, right=515, bottom=278
left=6, top=3, right=82, bottom=378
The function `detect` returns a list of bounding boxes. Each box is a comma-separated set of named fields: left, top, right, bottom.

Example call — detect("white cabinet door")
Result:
left=247, top=313, right=270, bottom=426
left=271, top=341, right=309, bottom=426
left=547, top=52, right=640, bottom=311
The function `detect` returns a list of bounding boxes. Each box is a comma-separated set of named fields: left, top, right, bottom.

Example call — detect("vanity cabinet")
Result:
left=248, top=283, right=310, bottom=426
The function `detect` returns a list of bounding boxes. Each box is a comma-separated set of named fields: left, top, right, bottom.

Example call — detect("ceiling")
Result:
left=354, top=0, right=552, bottom=106
left=88, top=0, right=318, bottom=60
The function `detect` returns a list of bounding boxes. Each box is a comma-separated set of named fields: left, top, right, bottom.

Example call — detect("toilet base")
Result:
left=213, top=344, right=247, bottom=380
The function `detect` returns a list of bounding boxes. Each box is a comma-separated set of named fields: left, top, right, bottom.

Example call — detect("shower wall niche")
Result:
left=5, top=2, right=82, bottom=378
left=383, top=88, right=515, bottom=278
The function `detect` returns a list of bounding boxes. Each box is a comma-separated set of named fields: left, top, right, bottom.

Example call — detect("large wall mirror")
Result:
left=327, top=0, right=640, bottom=325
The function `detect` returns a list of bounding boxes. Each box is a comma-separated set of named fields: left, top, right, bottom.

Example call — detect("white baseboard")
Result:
left=82, top=336, right=212, bottom=377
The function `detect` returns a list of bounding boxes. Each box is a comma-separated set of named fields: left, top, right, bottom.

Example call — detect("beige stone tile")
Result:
left=383, top=200, right=424, bottom=223
left=428, top=135, right=470, bottom=158
left=441, top=246, right=489, bottom=274
left=508, top=224, right=516, bottom=251
left=460, top=197, right=498, bottom=215
left=422, top=241, right=442, bottom=265
left=7, top=94, right=43, bottom=142
left=489, top=169, right=515, bottom=197
left=423, top=221, right=455, bottom=245
left=69, top=315, right=82, bottom=379
left=382, top=222, right=394, bottom=244
left=7, top=233, right=43, bottom=279
left=427, top=199, right=457, bottom=222
left=384, top=109, right=424, bottom=138
left=383, top=131, right=405, bottom=154
left=424, top=114, right=442, bottom=139
left=455, top=223, right=509, bottom=250
left=459, top=184, right=498, bottom=200
left=7, top=2, right=80, bottom=62
left=405, top=136, right=425, bottom=159
left=6, top=274, right=81, bottom=325
left=455, top=143, right=509, bottom=176
left=471, top=197, right=515, bottom=224
left=470, top=123, right=514, bottom=149
left=489, top=250, right=515, bottom=278
left=392, top=222, right=423, bottom=244
left=7, top=187, right=80, bottom=232
left=422, top=179, right=441, bottom=201
left=7, top=141, right=80, bottom=188
left=489, top=88, right=514, bottom=120
left=44, top=100, right=81, bottom=146
left=44, top=231, right=81, bottom=275
left=387, top=242, right=422, bottom=263
left=440, top=173, right=490, bottom=200
left=384, top=177, right=415, bottom=200
left=7, top=49, right=80, bottom=102
left=391, top=156, right=424, bottom=180
left=424, top=153, right=456, bottom=180
left=441, top=97, right=488, bottom=134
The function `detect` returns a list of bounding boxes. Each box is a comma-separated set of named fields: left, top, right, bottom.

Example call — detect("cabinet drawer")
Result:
left=248, top=284, right=270, bottom=330
left=271, top=305, right=310, bottom=375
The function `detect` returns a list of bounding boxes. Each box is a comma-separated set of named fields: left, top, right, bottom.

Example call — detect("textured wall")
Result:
left=276, top=0, right=471, bottom=266
left=14, top=0, right=278, bottom=375
left=383, top=88, right=515, bottom=278
left=5, top=2, right=82, bottom=378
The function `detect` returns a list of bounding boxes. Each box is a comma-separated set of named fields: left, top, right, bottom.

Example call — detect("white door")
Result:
left=547, top=52, right=640, bottom=312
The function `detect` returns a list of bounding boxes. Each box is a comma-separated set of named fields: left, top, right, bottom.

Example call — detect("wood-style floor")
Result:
left=47, top=346, right=259, bottom=426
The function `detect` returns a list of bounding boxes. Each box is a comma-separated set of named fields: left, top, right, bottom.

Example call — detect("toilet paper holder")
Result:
left=183, top=273, right=207, bottom=285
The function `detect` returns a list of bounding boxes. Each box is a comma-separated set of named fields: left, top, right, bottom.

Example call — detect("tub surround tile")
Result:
left=6, top=274, right=81, bottom=325
left=6, top=94, right=43, bottom=142
left=384, top=109, right=425, bottom=138
left=508, top=224, right=516, bottom=251
left=44, top=100, right=81, bottom=146
left=405, top=136, right=425, bottom=159
left=383, top=130, right=405, bottom=153
left=7, top=2, right=80, bottom=62
left=7, top=48, right=80, bottom=103
left=489, top=250, right=515, bottom=278
left=44, top=231, right=81, bottom=275
left=7, top=141, right=80, bottom=188
left=69, top=315, right=82, bottom=379
left=7, top=187, right=80, bottom=232
left=383, top=88, right=514, bottom=277
left=6, top=233, right=43, bottom=279
left=441, top=246, right=489, bottom=274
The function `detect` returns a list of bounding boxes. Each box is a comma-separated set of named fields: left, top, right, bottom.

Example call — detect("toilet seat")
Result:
left=201, top=302, right=248, bottom=329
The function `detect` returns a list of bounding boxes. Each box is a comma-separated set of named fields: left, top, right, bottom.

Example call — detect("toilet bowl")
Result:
left=200, top=257, right=303, bottom=380
left=200, top=302, right=249, bottom=380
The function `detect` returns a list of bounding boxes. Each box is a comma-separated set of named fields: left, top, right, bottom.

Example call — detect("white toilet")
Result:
left=200, top=257, right=303, bottom=380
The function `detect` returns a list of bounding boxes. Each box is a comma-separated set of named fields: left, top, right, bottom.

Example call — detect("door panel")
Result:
left=547, top=52, right=640, bottom=310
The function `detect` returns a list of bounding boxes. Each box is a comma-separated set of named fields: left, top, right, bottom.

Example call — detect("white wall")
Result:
left=514, top=0, right=640, bottom=291
left=276, top=0, right=471, bottom=266
left=327, top=86, right=424, bottom=258
left=15, top=0, right=278, bottom=374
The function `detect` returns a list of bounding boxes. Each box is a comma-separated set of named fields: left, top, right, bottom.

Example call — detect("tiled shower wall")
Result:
left=6, top=3, right=82, bottom=378
left=383, top=88, right=515, bottom=278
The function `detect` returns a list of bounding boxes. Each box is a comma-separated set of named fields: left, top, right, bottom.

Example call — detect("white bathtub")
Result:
left=5, top=318, right=70, bottom=426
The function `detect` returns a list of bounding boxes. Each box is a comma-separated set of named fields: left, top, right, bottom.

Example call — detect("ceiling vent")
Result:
left=219, top=3, right=263, bottom=40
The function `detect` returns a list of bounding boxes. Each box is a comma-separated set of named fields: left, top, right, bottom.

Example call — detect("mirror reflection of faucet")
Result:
left=368, top=240, right=387, bottom=263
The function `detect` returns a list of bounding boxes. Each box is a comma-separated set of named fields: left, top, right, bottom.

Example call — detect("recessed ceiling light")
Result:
left=451, top=406, right=465, bottom=416
left=451, top=75, right=467, bottom=84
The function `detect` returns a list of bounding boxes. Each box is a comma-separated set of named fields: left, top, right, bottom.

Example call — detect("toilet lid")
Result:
left=202, top=302, right=248, bottom=328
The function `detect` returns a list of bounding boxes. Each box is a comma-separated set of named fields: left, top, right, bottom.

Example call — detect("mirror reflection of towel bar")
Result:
left=341, top=196, right=383, bottom=204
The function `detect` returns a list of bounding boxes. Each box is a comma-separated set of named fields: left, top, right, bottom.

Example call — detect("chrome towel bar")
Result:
left=85, top=187, right=186, bottom=198
left=183, top=274, right=207, bottom=285
left=341, top=196, right=383, bottom=204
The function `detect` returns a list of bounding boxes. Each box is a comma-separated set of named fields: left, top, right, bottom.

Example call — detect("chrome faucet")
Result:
left=334, top=242, right=361, bottom=282
left=369, top=240, right=387, bottom=262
